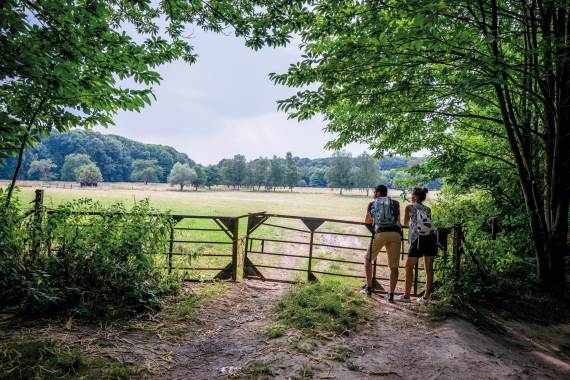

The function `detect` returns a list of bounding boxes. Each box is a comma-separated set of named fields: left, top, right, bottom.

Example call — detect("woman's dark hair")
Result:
left=412, top=187, right=429, bottom=203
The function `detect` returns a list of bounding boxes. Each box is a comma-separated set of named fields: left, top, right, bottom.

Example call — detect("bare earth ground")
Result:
left=2, top=281, right=569, bottom=380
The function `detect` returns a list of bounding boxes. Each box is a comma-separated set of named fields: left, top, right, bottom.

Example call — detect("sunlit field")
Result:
left=10, top=181, right=415, bottom=219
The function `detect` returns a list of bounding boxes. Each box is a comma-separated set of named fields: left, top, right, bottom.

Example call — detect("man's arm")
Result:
left=365, top=202, right=373, bottom=224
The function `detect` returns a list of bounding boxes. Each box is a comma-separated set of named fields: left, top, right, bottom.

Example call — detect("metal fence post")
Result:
left=168, top=221, right=174, bottom=274
left=308, top=231, right=314, bottom=281
left=231, top=218, right=239, bottom=281
left=452, top=224, right=462, bottom=280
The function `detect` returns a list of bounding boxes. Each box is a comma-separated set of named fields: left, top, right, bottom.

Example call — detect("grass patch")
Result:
left=0, top=337, right=140, bottom=380
left=329, top=345, right=351, bottom=361
left=242, top=364, right=275, bottom=379
left=275, top=280, right=369, bottom=336
left=295, top=365, right=314, bottom=379
left=265, top=324, right=285, bottom=339
left=173, top=282, right=227, bottom=319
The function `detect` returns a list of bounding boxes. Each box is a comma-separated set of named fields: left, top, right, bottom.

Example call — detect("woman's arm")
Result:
left=404, top=205, right=412, bottom=227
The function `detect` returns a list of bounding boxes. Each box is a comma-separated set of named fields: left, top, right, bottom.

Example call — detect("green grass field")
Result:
left=15, top=186, right=382, bottom=219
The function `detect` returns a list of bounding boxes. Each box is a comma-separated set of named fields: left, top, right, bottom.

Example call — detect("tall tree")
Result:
left=130, top=160, right=162, bottom=184
left=192, top=165, right=206, bottom=191
left=284, top=152, right=299, bottom=191
left=27, top=159, right=57, bottom=181
left=353, top=152, right=379, bottom=196
left=267, top=0, right=570, bottom=292
left=222, top=155, right=248, bottom=189
left=60, top=154, right=93, bottom=181
left=247, top=158, right=270, bottom=191
left=205, top=165, right=222, bottom=190
left=168, top=162, right=196, bottom=191
left=326, top=151, right=353, bottom=195
left=268, top=156, right=285, bottom=191
left=309, top=168, right=328, bottom=188
left=76, top=163, right=103, bottom=186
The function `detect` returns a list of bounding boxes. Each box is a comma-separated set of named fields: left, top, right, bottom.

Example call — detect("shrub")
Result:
left=431, top=188, right=536, bottom=303
left=0, top=194, right=171, bottom=318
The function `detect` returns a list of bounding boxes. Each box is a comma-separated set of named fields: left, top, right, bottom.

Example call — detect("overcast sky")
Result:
left=97, top=30, right=368, bottom=165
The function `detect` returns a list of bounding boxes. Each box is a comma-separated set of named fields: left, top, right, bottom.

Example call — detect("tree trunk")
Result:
left=180, top=184, right=184, bottom=191
left=5, top=95, right=47, bottom=206
left=339, top=188, right=343, bottom=195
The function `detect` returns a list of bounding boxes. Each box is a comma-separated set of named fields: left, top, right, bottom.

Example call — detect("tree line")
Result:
left=0, top=130, right=439, bottom=192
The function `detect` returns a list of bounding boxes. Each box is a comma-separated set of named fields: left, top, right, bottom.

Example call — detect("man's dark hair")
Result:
left=375, top=185, right=388, bottom=196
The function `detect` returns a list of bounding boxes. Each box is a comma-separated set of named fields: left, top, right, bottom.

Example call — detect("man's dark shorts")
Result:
left=408, top=234, right=437, bottom=257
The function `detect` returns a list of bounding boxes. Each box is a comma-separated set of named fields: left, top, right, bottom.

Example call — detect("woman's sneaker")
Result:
left=360, top=285, right=372, bottom=297
left=384, top=292, right=394, bottom=302
left=417, top=296, right=429, bottom=305
left=395, top=294, right=411, bottom=303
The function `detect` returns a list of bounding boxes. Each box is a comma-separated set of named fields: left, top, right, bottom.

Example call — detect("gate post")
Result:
left=168, top=220, right=174, bottom=274
left=231, top=217, right=239, bottom=281
left=452, top=224, right=462, bottom=280
left=308, top=231, right=315, bottom=281
left=31, top=189, right=44, bottom=260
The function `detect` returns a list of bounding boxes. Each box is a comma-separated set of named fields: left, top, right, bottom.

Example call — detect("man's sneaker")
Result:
left=384, top=292, right=394, bottom=303
left=395, top=294, right=411, bottom=303
left=417, top=296, right=429, bottom=305
left=360, top=286, right=372, bottom=297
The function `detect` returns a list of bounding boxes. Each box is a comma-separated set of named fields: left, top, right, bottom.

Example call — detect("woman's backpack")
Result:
left=415, top=205, right=434, bottom=236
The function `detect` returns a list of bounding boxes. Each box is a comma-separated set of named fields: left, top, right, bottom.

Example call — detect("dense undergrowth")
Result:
left=0, top=191, right=173, bottom=319
left=429, top=187, right=568, bottom=322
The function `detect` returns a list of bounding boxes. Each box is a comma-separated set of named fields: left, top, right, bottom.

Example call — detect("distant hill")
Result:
left=293, top=155, right=423, bottom=171
left=0, top=130, right=194, bottom=182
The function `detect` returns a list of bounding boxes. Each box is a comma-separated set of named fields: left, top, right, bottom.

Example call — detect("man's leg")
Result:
left=364, top=235, right=380, bottom=290
left=385, top=233, right=402, bottom=298
left=364, top=255, right=373, bottom=288
left=390, top=267, right=399, bottom=293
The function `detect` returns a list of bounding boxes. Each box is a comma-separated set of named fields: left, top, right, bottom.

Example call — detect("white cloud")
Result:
left=97, top=30, right=370, bottom=164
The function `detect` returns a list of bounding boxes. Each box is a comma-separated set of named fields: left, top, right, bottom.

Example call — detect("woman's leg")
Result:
left=404, top=257, right=419, bottom=297
left=423, top=256, right=435, bottom=299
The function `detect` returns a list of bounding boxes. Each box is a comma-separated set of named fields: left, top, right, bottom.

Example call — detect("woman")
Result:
left=397, top=187, right=437, bottom=304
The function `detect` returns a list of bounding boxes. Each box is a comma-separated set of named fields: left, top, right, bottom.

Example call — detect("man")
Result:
left=362, top=185, right=402, bottom=302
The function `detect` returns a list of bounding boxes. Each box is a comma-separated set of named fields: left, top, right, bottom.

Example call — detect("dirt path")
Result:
left=3, top=281, right=568, bottom=379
